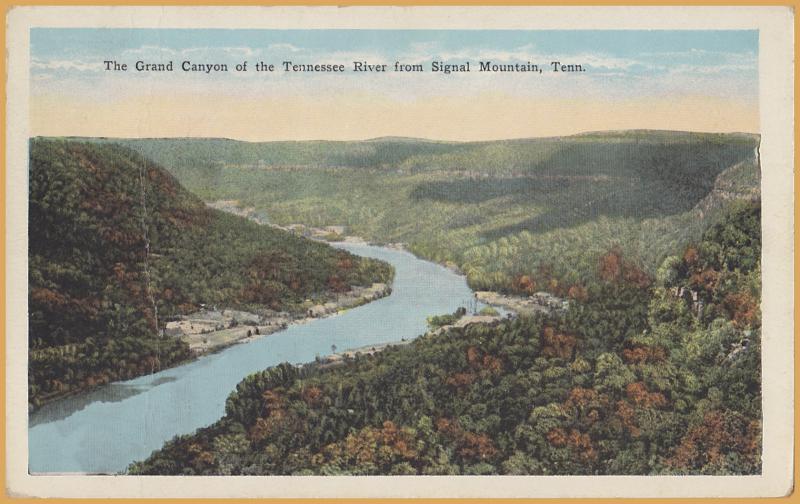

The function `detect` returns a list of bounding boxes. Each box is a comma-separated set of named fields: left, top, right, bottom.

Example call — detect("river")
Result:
left=28, top=242, right=492, bottom=474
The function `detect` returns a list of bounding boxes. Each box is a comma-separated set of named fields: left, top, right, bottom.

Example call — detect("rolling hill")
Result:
left=105, top=131, right=760, bottom=296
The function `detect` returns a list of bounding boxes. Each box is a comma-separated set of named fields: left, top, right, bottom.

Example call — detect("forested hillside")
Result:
left=109, top=131, right=759, bottom=297
left=129, top=201, right=761, bottom=475
left=28, top=139, right=393, bottom=410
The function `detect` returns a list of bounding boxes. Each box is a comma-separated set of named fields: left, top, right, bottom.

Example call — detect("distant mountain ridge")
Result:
left=87, top=130, right=760, bottom=298
left=63, top=129, right=759, bottom=145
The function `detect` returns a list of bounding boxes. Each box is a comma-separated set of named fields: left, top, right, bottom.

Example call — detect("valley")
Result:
left=30, top=131, right=763, bottom=476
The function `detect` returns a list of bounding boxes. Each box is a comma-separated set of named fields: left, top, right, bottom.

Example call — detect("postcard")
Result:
left=5, top=5, right=795, bottom=499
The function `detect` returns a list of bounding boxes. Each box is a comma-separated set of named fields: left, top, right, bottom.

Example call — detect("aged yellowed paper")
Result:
left=5, top=5, right=794, bottom=498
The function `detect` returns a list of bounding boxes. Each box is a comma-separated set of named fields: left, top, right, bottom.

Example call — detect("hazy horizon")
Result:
left=31, top=29, right=759, bottom=141
left=34, top=128, right=761, bottom=144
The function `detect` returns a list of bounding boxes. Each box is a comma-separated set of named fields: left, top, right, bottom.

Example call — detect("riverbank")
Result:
left=28, top=205, right=393, bottom=413
left=169, top=282, right=392, bottom=355
left=316, top=339, right=412, bottom=367
left=207, top=200, right=351, bottom=242
left=475, top=290, right=569, bottom=316
left=29, top=283, right=392, bottom=413
left=207, top=200, right=558, bottom=318
left=316, top=312, right=506, bottom=370
left=209, top=200, right=473, bottom=273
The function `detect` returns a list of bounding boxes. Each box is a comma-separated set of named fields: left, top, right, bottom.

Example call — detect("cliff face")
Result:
left=693, top=146, right=761, bottom=219
left=28, top=138, right=393, bottom=409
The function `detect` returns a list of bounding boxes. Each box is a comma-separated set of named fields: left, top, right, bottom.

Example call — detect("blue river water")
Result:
left=28, top=242, right=488, bottom=474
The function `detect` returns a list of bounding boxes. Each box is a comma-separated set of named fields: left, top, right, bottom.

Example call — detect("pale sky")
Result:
left=30, top=29, right=759, bottom=141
